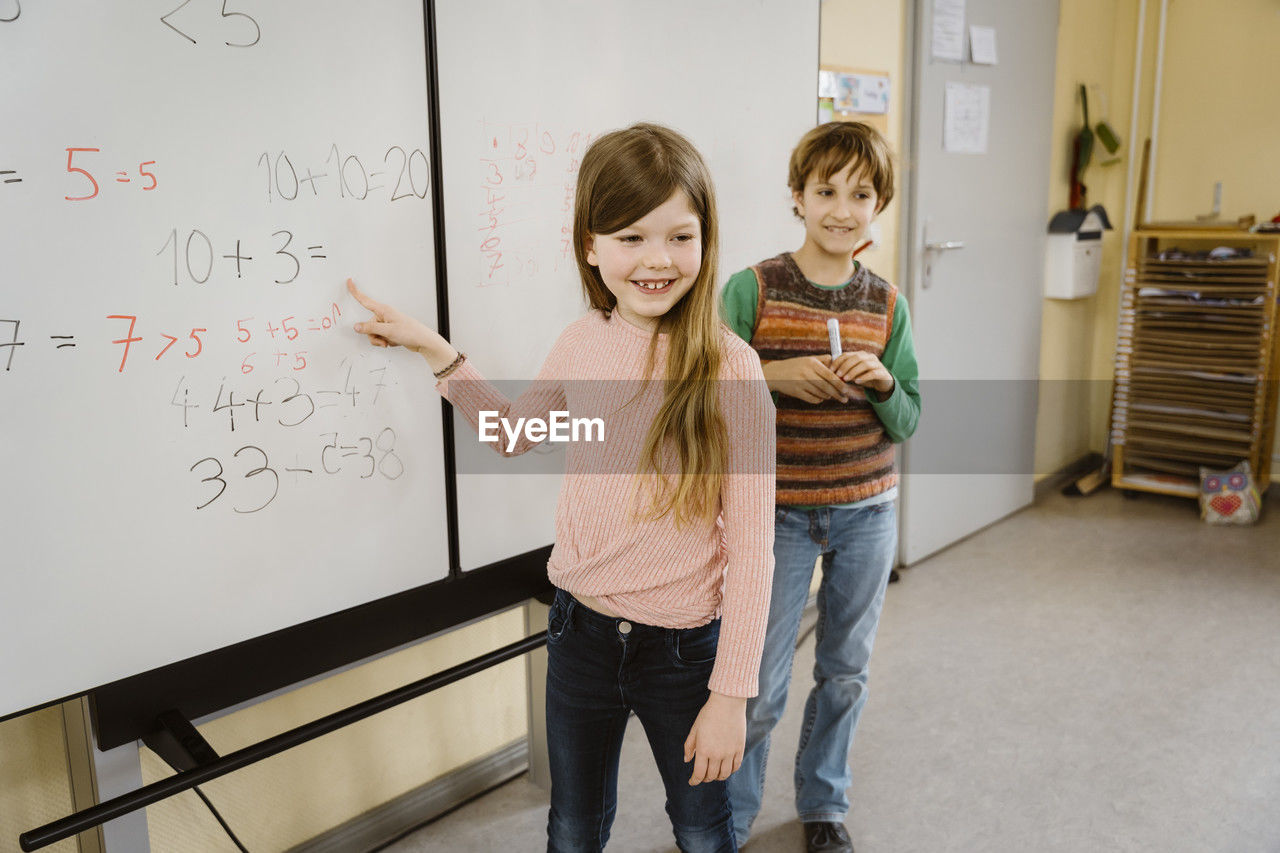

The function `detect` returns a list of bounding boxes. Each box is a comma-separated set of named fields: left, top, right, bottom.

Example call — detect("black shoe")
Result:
left=804, top=821, right=853, bottom=853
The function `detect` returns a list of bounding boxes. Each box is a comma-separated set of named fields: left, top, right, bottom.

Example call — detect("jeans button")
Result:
left=617, top=621, right=632, bottom=635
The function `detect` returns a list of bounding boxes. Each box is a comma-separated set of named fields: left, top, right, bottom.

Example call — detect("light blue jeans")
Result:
left=727, top=501, right=897, bottom=844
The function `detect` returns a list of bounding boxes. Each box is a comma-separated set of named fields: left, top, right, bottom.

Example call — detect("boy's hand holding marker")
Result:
left=828, top=317, right=895, bottom=398
left=762, top=356, right=850, bottom=404
left=761, top=317, right=893, bottom=405
left=829, top=350, right=895, bottom=401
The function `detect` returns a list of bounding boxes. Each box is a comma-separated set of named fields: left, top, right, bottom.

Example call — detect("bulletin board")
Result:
left=819, top=64, right=892, bottom=135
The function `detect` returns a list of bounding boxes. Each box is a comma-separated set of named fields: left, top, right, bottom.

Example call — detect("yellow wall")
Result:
left=1036, top=0, right=1280, bottom=476
left=1034, top=0, right=1140, bottom=478
left=138, top=609, right=528, bottom=851
left=1148, top=0, right=1280, bottom=460
left=819, top=0, right=907, bottom=282
left=1149, top=0, right=1280, bottom=224
left=0, top=708, right=78, bottom=853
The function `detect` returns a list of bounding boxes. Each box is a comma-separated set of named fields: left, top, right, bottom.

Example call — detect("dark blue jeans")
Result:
left=544, top=588, right=737, bottom=853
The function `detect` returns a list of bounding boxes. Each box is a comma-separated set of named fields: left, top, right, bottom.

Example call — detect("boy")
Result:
left=721, top=121, right=920, bottom=853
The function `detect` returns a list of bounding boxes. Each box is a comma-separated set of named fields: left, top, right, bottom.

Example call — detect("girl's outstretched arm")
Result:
left=347, top=278, right=458, bottom=373
left=349, top=277, right=571, bottom=459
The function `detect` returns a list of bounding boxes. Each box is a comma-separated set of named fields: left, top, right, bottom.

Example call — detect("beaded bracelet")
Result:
left=432, top=351, right=466, bottom=379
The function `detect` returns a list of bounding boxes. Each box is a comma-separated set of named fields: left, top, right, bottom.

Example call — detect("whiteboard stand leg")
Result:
left=60, top=698, right=105, bottom=853
left=92, top=739, right=151, bottom=852
left=524, top=599, right=551, bottom=792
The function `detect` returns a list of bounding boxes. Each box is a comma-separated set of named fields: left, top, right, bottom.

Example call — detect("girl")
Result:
left=348, top=123, right=775, bottom=853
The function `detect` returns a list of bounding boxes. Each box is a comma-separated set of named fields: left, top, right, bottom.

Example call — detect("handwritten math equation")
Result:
left=189, top=426, right=404, bottom=514
left=161, top=0, right=260, bottom=48
left=157, top=227, right=326, bottom=287
left=6, top=144, right=426, bottom=207
left=3, top=0, right=264, bottom=38
left=177, top=359, right=403, bottom=514
left=177, top=354, right=402, bottom=513
left=259, top=145, right=429, bottom=204
left=0, top=302, right=343, bottom=374
left=62, top=148, right=157, bottom=201
left=229, top=302, right=344, bottom=374
left=476, top=120, right=597, bottom=289
left=2, top=0, right=259, bottom=43
left=168, top=358, right=390, bottom=431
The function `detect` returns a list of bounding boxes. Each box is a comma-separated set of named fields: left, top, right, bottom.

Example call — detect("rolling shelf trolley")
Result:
left=1111, top=229, right=1280, bottom=497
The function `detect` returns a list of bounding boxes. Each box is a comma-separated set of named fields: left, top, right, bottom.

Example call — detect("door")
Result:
left=898, top=0, right=1060, bottom=564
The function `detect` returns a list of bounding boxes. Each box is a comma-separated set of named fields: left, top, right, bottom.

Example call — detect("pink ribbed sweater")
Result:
left=438, top=310, right=776, bottom=697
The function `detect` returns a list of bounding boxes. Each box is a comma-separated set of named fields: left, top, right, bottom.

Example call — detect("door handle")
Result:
left=921, top=219, right=964, bottom=290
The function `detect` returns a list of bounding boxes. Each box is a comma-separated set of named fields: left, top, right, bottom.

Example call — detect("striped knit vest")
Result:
left=751, top=252, right=898, bottom=506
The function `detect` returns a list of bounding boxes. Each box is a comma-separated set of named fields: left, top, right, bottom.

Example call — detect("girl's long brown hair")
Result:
left=573, top=123, right=726, bottom=525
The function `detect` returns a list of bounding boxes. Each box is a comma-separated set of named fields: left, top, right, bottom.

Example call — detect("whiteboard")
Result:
left=0, top=1, right=447, bottom=717
left=436, top=0, right=819, bottom=570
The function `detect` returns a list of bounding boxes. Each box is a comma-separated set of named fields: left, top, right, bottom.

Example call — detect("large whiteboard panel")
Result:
left=0, top=2, right=447, bottom=717
left=437, top=0, right=819, bottom=570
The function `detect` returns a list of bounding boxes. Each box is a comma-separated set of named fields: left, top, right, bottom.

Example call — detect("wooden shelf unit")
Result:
left=1111, top=229, right=1280, bottom=498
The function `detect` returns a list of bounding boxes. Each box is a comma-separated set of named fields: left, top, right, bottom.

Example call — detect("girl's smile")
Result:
left=586, top=189, right=702, bottom=331
left=632, top=278, right=675, bottom=292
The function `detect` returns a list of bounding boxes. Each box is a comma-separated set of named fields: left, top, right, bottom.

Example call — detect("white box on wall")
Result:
left=1044, top=205, right=1111, bottom=300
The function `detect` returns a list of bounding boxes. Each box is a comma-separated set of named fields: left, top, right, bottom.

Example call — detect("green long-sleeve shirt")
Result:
left=720, top=264, right=921, bottom=444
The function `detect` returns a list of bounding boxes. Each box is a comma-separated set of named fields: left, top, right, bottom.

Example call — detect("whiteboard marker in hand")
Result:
left=827, top=318, right=851, bottom=402
left=827, top=318, right=842, bottom=359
